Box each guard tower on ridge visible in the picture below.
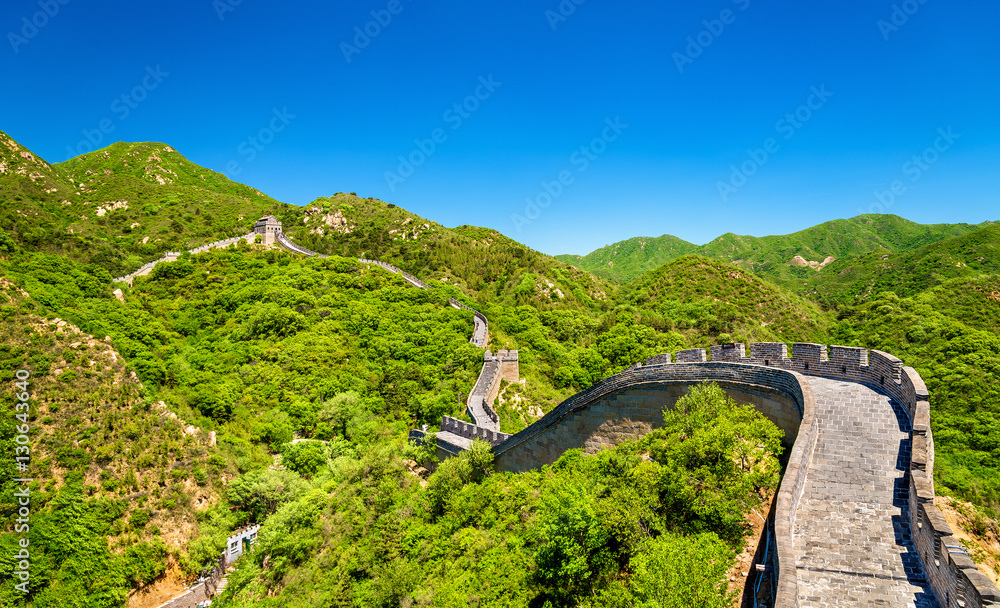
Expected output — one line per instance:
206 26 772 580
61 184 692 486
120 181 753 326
253 215 282 245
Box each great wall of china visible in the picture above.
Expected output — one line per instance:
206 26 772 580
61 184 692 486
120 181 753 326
120 217 1000 608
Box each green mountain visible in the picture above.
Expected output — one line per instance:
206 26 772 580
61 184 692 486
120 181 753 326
0 133 288 275
267 192 614 312
627 255 833 345
555 235 698 282
803 222 1000 305
561 215 987 284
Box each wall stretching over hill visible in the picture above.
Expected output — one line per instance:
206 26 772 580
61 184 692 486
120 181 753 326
108 216 513 571
107 218 999 607
485 342 1000 608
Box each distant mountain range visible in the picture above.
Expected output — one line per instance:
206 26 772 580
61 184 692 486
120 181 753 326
557 216 991 285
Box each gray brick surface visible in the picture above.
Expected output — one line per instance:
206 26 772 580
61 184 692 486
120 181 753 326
793 376 938 608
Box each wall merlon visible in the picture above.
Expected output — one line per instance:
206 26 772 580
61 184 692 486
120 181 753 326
949 548 979 572
912 434 928 470
870 349 904 388
925 505 955 538
903 366 929 398
644 353 672 365
829 345 868 365
912 471 935 502
966 570 1000 605
792 342 828 364
913 402 931 435
675 348 707 363
710 343 748 362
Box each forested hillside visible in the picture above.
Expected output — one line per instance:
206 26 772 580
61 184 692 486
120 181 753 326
1 131 998 606
556 235 699 283
215 384 782 607
0 278 209 605
562 215 987 285
0 132 285 276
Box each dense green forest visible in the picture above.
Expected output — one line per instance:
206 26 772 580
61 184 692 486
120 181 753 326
1 132 999 606
216 383 782 607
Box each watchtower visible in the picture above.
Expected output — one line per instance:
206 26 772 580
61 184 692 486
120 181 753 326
253 215 282 245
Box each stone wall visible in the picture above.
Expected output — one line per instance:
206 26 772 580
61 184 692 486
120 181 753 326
275 231 326 257
904 366 1000 608
489 354 816 606
449 298 489 348
498 349 519 384
492 361 808 473
112 234 256 284
487 343 1000 607
360 258 427 289
440 416 509 446
225 524 260 565
153 553 226 608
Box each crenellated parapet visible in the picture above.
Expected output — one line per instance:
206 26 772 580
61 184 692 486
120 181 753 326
521 341 998 608
225 524 261 565
660 342 911 404
360 258 428 289
440 415 510 447
448 298 489 347
464 349 519 431
112 237 255 285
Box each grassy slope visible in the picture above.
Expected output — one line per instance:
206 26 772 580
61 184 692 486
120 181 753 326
0 280 221 604
54 141 282 248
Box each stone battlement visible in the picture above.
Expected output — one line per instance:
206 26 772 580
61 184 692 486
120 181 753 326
647 342 905 396
111 221 1000 606
486 342 1000 607
112 236 255 285
440 415 510 446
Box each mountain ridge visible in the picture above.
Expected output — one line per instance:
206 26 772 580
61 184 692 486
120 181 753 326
559 215 992 284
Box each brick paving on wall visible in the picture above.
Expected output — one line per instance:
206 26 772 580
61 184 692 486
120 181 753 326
793 376 938 607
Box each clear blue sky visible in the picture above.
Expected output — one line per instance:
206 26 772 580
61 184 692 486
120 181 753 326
3 0 998 255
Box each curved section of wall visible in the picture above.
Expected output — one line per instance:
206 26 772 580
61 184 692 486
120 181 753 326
492 361 813 605
117 223 1000 606
112 234 256 284
492 362 807 472
359 258 428 289
490 343 1000 607
275 231 326 258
